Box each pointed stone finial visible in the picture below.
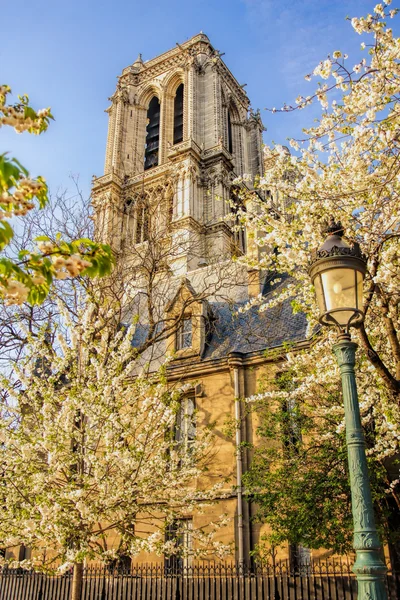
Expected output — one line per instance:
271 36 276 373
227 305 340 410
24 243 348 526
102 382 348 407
130 53 144 74
197 31 210 41
133 53 143 66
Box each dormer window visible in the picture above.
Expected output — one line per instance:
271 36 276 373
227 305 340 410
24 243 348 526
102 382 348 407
176 317 192 350
144 96 160 170
166 280 212 358
173 84 184 145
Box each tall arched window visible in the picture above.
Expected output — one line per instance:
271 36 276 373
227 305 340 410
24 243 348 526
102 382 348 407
144 96 160 170
230 186 246 255
173 84 184 145
227 110 233 155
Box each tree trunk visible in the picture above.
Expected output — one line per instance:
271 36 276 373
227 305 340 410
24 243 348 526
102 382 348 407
71 562 83 600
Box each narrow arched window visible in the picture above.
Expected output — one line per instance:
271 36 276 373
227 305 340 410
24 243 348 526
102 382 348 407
135 203 149 243
173 84 184 145
227 110 233 154
230 186 246 255
144 96 160 170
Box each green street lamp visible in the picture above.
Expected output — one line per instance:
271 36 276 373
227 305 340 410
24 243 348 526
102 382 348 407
309 218 388 600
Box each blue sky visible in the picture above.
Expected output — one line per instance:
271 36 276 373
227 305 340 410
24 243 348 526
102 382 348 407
2 0 395 199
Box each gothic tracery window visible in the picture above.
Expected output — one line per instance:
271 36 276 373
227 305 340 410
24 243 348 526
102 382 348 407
123 197 149 244
173 83 184 145
144 96 160 170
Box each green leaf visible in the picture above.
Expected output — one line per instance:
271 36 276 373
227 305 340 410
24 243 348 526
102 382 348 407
0 154 23 190
24 106 38 121
11 157 29 177
0 221 14 250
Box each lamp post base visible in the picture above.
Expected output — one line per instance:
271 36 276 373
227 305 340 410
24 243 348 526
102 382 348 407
353 550 388 599
333 336 388 600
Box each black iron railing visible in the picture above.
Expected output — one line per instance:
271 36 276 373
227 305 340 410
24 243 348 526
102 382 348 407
0 560 399 599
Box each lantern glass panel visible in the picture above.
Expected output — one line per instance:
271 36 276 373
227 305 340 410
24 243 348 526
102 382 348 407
321 267 356 326
313 274 326 315
356 270 363 310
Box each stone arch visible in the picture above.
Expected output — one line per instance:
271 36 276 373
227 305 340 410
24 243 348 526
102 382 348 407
138 84 161 108
164 70 186 147
227 98 243 174
164 70 185 97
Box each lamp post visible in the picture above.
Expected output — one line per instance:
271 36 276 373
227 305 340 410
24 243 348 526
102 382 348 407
309 218 388 600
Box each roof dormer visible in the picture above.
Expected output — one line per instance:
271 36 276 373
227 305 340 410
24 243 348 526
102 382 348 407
165 279 212 358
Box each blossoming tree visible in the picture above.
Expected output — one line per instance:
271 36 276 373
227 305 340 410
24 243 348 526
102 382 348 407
238 2 400 568
0 296 226 600
0 85 112 305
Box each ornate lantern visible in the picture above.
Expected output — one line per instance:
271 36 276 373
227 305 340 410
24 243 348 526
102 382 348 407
308 218 367 331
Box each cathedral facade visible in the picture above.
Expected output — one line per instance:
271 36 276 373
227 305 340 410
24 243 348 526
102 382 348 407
91 35 308 567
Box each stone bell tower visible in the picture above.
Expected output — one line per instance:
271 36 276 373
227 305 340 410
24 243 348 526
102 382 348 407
92 33 264 276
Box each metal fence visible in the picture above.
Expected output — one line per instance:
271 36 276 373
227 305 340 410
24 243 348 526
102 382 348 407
0 562 399 600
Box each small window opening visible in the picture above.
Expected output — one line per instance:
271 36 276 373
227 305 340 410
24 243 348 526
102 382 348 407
175 397 196 451
176 317 192 350
144 96 160 170
173 84 184 145
165 519 193 571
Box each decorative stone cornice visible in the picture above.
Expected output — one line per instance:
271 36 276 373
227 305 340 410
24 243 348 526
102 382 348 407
92 172 123 193
124 164 172 187
116 34 249 108
167 138 203 161
202 145 233 166
171 215 205 235
165 337 313 380
205 221 232 236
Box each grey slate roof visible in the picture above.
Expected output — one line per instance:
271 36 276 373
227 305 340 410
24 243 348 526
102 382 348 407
202 299 308 360
127 274 309 364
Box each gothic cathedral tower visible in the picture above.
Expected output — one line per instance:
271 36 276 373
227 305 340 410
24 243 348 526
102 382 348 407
92 33 264 277
89 37 309 567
